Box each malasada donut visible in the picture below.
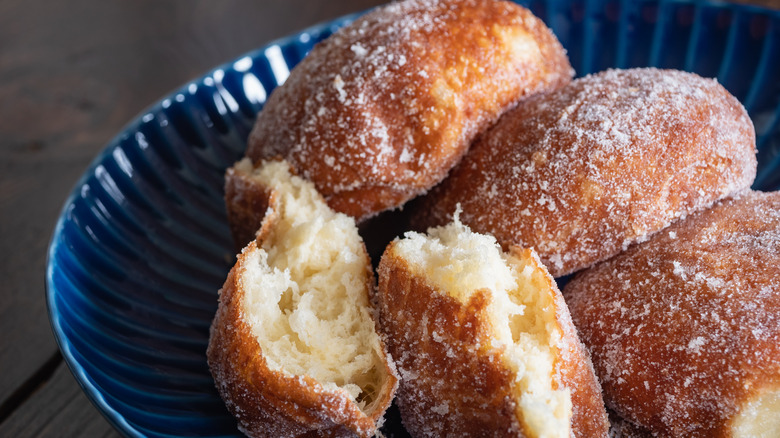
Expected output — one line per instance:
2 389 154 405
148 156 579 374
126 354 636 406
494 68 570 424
564 190 780 437
238 0 573 224
412 68 757 277
376 217 609 437
208 160 398 437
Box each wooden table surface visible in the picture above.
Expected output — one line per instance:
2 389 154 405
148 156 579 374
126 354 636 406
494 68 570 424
0 0 777 437
0 1 387 436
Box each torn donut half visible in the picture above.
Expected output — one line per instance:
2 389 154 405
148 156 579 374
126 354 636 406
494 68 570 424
207 159 398 438
376 216 608 437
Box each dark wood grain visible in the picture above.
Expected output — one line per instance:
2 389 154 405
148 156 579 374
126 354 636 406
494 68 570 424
0 362 120 438
0 0 384 432
0 0 776 435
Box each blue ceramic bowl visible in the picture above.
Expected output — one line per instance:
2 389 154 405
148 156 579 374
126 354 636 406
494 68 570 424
47 1 780 437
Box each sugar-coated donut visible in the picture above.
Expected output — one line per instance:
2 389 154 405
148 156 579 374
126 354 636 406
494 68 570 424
208 160 398 437
223 158 274 252
564 190 780 437
412 68 757 277
242 0 573 223
376 217 609 437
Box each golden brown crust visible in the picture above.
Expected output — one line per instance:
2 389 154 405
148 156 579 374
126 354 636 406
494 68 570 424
511 247 610 437
376 243 608 437
377 247 521 437
246 0 573 221
521 247 611 437
563 190 780 437
209 179 397 437
412 68 757 277
223 162 277 251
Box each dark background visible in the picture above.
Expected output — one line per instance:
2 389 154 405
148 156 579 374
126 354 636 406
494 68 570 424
0 1 388 435
0 0 777 436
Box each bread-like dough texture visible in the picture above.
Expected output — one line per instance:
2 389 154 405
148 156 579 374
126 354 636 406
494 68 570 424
208 160 398 438
376 218 609 437
413 68 757 277
564 190 780 437
243 0 573 222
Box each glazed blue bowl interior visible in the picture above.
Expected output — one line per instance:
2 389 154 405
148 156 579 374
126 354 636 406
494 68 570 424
46 1 780 437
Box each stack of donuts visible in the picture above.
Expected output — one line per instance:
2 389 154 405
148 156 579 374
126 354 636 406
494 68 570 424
207 0 778 437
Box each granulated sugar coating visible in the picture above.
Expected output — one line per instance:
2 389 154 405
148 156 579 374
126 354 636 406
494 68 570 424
413 68 757 277
208 160 398 438
245 0 572 221
564 190 780 437
375 219 609 437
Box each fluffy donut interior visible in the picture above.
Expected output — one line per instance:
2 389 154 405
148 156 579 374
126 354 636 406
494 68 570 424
239 159 387 411
731 387 780 437
394 215 572 437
